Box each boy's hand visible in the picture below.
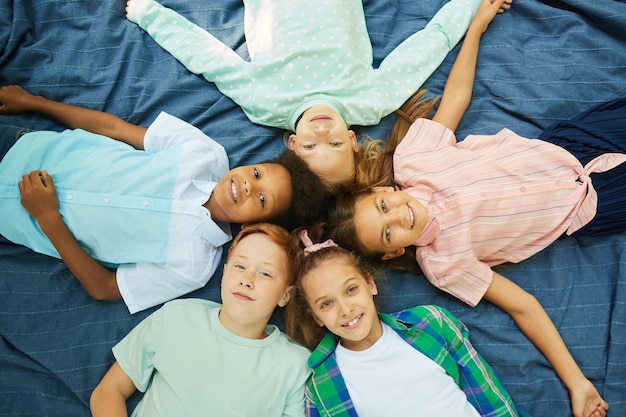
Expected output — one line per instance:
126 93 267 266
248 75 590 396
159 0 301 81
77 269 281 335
0 85 36 114
19 170 121 301
18 170 61 224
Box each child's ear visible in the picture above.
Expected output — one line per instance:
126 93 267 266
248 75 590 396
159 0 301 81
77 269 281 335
278 285 295 308
381 247 405 261
287 133 297 150
348 130 358 152
371 185 395 193
366 273 378 296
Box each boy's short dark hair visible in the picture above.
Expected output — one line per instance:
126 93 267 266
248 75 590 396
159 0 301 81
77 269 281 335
265 149 329 231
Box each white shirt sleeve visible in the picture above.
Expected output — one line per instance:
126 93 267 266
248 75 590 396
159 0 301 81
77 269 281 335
116 245 223 314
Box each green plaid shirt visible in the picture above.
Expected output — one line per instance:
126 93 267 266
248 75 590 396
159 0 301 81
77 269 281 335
305 305 521 417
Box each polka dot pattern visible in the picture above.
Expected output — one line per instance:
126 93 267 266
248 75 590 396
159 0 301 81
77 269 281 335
131 0 481 130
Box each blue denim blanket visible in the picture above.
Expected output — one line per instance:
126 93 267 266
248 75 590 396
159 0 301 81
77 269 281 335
1 0 625 415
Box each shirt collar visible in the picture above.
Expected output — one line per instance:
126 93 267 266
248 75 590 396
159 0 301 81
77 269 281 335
414 216 440 246
195 213 232 246
307 312 403 368
287 96 347 131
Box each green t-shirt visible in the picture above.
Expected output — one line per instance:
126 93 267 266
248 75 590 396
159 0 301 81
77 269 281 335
113 299 311 417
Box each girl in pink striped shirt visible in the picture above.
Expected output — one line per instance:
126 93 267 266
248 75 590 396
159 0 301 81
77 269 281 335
323 1 624 416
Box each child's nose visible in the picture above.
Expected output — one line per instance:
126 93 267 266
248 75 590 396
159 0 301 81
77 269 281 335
391 207 409 226
240 271 255 287
314 125 329 136
339 299 354 316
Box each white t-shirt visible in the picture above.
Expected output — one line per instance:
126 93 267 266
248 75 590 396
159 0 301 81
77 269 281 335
335 322 480 417
113 299 311 417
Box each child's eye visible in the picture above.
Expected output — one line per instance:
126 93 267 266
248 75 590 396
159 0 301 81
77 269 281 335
259 194 266 208
234 264 245 270
320 300 332 309
259 271 272 278
253 168 260 179
347 285 358 294
381 200 387 213
385 227 391 242
304 144 315 150
330 140 342 147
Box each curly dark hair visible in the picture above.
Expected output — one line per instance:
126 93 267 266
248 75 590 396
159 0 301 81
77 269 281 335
264 149 330 231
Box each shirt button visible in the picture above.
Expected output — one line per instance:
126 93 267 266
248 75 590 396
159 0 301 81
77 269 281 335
481 192 488 198
66 193 73 200
103 197 110 203
143 200 149 206
520 186 527 193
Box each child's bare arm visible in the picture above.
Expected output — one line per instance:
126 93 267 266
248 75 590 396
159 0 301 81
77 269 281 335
432 0 512 132
0 85 147 150
19 170 121 301
90 362 137 417
485 271 609 417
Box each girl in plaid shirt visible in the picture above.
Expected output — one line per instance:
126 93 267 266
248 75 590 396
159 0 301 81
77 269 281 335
285 228 524 417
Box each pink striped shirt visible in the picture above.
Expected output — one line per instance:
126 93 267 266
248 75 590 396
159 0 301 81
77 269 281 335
394 118 626 306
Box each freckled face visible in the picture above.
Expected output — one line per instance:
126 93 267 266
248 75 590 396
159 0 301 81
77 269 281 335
288 104 358 183
220 233 292 336
209 163 292 223
301 258 381 351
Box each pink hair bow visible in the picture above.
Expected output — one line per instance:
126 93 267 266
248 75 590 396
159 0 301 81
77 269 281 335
299 230 338 257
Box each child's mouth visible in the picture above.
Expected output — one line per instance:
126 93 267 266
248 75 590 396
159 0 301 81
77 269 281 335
230 180 238 202
343 314 363 328
408 204 415 228
310 115 331 122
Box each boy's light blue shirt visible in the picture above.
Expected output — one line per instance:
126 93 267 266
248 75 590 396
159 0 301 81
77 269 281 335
2 128 174 264
127 0 481 131
0 112 231 313
0 112 228 264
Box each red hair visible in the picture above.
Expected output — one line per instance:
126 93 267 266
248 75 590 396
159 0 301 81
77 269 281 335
227 223 294 283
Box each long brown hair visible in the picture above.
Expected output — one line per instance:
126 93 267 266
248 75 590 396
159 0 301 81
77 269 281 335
353 89 438 192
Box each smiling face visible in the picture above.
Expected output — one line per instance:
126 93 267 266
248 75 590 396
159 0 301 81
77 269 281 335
208 163 292 224
301 257 381 351
353 187 428 260
288 104 358 183
220 232 293 338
